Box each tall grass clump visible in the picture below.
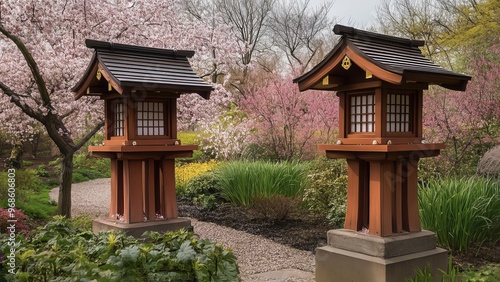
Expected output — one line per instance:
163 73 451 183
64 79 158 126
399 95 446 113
217 161 307 207
419 177 500 253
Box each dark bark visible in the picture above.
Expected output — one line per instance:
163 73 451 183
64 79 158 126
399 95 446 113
58 152 74 217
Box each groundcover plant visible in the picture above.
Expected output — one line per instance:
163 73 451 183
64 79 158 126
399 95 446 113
0 216 240 281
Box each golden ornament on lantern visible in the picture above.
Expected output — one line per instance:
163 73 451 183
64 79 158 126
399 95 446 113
341 55 351 70
96 68 102 80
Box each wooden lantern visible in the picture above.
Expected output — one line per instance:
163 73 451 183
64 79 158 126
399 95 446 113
294 25 470 236
73 40 212 227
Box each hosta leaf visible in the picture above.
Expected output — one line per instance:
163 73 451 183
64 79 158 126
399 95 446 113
176 241 196 262
106 255 123 267
119 246 141 263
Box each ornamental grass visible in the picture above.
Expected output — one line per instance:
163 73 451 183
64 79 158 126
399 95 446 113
217 161 307 207
419 176 500 253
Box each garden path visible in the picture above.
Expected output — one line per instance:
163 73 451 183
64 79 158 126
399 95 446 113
50 178 315 282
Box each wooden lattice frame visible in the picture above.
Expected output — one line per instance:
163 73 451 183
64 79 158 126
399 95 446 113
386 93 413 133
136 101 167 136
113 102 125 136
349 93 375 133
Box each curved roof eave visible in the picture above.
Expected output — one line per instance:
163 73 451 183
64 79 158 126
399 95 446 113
293 40 404 91
73 54 98 100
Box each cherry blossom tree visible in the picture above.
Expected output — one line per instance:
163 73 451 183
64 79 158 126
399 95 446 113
0 0 238 216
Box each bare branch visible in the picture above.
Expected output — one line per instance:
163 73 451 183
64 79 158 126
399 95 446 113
270 0 334 72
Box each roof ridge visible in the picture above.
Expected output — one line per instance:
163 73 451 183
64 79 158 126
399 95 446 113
85 39 195 58
333 24 425 48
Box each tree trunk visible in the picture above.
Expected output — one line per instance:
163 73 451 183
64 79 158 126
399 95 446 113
5 143 23 169
58 152 74 217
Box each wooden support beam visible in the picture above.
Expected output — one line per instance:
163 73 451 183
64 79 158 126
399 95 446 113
129 160 144 223
122 160 131 223
122 160 144 223
345 160 362 231
146 159 156 220
405 158 421 232
393 161 403 233
109 159 118 218
162 159 178 219
369 161 393 236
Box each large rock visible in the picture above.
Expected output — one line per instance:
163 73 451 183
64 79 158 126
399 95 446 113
477 145 500 177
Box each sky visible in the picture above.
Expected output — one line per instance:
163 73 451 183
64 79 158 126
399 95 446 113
309 0 384 29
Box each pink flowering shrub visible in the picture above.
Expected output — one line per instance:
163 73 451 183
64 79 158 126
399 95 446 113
241 74 339 160
0 208 30 237
422 47 500 176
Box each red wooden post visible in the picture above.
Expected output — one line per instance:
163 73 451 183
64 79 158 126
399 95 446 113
162 159 178 219
394 160 403 233
109 159 118 218
369 161 393 236
406 158 421 232
146 159 156 220
344 160 361 231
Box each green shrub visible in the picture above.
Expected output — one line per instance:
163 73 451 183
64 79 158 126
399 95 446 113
72 168 108 183
184 171 221 199
176 160 220 196
0 216 240 281
72 172 89 183
21 160 33 167
193 194 217 211
70 213 95 231
0 169 55 219
419 177 500 252
0 170 40 204
217 161 307 207
303 157 348 227
34 164 49 177
72 153 111 182
418 157 447 184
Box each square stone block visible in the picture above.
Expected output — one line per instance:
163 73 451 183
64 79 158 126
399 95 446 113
316 242 448 282
327 229 438 258
93 218 192 238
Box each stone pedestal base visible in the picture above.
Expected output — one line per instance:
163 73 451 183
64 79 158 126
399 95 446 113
92 218 192 238
316 229 448 282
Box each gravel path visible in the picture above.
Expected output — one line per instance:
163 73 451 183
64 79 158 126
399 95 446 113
50 178 315 281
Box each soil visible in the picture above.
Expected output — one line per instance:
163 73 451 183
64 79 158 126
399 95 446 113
178 198 499 271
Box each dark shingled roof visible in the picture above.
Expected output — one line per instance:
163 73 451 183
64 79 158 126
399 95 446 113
294 25 471 91
73 39 212 99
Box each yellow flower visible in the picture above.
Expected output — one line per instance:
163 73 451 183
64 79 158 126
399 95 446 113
176 160 219 188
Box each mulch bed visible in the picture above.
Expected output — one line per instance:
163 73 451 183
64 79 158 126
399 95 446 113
178 198 332 253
